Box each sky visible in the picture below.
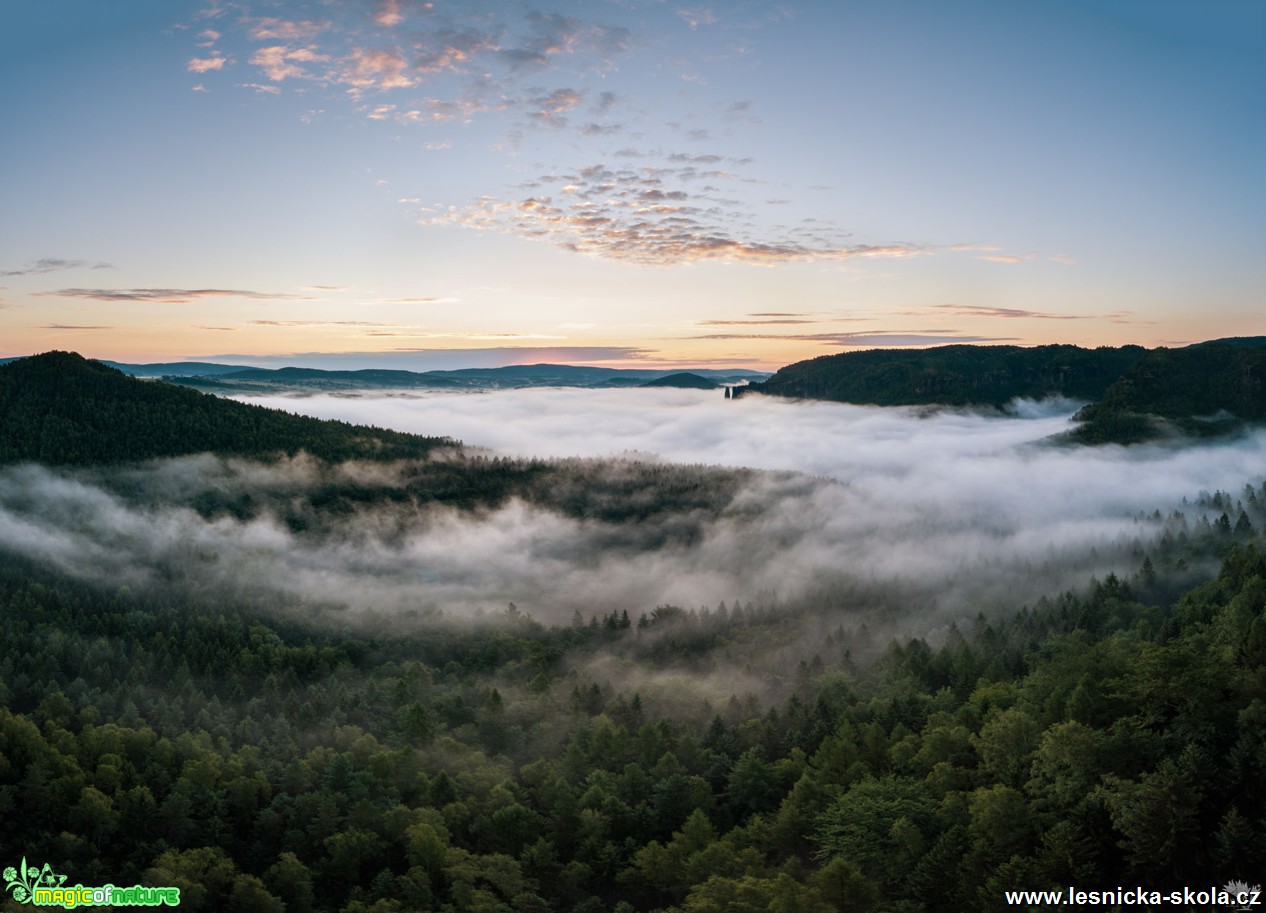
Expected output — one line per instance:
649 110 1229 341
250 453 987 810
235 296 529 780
1 0 1262 370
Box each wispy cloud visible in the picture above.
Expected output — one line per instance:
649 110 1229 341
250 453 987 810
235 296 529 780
526 87 584 127
918 304 1137 322
696 318 821 326
249 320 391 328
689 331 1020 346
677 7 718 29
930 304 1083 320
365 331 567 340
419 162 928 266
186 54 227 73
340 47 415 90
1 258 113 277
187 4 634 125
41 324 115 330
38 288 316 303
205 347 662 371
250 45 328 82
245 17 328 42
374 0 403 28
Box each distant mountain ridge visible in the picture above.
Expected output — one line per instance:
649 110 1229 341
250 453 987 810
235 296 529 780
0 356 771 391
89 360 770 392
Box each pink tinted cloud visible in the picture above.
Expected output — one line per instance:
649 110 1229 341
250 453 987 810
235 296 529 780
187 54 226 73
247 17 328 42
251 46 328 81
340 47 415 90
375 0 403 28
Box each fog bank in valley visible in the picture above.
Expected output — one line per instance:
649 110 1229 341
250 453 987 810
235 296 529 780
1 389 1263 634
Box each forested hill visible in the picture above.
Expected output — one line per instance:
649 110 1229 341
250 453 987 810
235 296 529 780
1071 343 1266 443
741 344 1147 408
0 351 453 465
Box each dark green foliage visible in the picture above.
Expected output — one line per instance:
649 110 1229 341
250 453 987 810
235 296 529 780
1071 344 1266 443
638 373 719 390
744 344 1146 407
743 339 1266 446
0 352 453 465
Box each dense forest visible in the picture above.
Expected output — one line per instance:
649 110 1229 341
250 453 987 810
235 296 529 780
0 353 452 466
1070 344 1266 444
744 339 1266 445
3 352 1266 911
741 345 1147 408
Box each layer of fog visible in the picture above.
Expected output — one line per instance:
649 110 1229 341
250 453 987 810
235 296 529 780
2 390 1263 636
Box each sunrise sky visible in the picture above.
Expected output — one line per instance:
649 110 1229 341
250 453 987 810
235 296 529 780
1 0 1262 370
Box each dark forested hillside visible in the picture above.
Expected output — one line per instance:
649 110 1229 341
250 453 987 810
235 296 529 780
0 352 452 465
1071 344 1266 443
742 344 1146 408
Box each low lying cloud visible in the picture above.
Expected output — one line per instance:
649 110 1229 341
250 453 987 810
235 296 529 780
5 391 1260 636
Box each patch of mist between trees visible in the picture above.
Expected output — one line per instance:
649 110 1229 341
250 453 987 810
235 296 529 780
0 408 1263 640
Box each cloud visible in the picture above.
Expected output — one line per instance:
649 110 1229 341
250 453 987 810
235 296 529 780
37 288 316 303
375 0 404 28
9 394 1259 629
688 331 1019 346
40 324 114 330
1 258 113 277
251 45 328 82
419 162 928 266
187 54 227 73
414 29 499 75
246 17 328 42
929 304 1084 320
677 7 718 29
696 318 821 326
920 304 1139 322
340 47 416 90
249 320 391 328
201 4 633 132
203 347 660 371
525 87 584 126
